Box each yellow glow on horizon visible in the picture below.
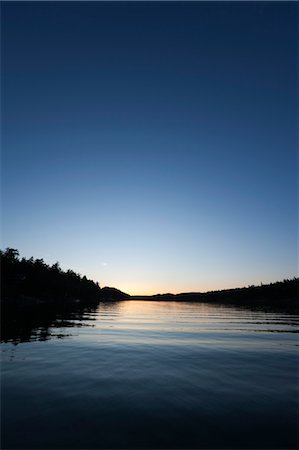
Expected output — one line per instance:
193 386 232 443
113 280 251 296
97 271 288 297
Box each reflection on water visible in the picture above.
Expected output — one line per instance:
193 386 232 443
1 303 99 344
1 300 298 449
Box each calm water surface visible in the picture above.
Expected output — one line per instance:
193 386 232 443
1 301 298 449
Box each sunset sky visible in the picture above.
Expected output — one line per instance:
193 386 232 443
2 1 297 295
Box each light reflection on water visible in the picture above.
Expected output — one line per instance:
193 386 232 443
1 300 298 449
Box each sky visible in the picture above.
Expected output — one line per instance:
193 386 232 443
1 1 297 295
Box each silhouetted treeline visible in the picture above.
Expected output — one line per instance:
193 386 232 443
1 248 101 306
139 278 298 311
2 248 297 312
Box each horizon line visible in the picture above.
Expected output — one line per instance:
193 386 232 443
103 276 298 297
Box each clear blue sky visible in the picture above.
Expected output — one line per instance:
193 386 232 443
2 2 297 294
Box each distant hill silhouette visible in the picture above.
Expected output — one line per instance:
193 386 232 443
100 287 130 300
1 248 298 311
131 279 298 311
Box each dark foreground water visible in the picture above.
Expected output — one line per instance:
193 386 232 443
1 300 298 449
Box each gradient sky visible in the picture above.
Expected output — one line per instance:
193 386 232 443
2 1 297 295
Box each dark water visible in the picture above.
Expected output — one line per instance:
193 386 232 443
1 301 298 449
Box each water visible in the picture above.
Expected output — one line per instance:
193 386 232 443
1 300 298 449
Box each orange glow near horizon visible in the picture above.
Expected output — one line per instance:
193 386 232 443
105 279 265 297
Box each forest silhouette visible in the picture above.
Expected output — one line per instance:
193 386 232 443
1 248 128 306
1 247 298 344
1 248 298 311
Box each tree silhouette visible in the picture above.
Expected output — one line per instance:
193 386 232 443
1 248 102 305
